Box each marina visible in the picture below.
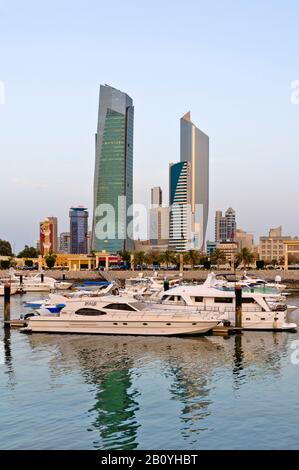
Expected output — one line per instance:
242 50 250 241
1 289 299 450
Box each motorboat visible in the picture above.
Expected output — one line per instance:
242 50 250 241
21 299 219 336
8 272 72 292
0 282 21 296
158 279 297 331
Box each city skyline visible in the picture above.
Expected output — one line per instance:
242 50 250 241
1 1 299 251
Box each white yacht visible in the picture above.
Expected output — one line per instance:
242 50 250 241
21 298 219 336
158 282 297 331
0 283 20 296
9 273 72 292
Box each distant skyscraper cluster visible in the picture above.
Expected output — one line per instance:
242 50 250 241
169 113 209 251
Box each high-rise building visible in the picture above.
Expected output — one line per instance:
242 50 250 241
180 112 209 250
151 186 162 207
149 187 169 247
40 217 58 255
59 232 70 253
91 84 134 253
169 161 192 251
215 208 236 243
70 207 88 254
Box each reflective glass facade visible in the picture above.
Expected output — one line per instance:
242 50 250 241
92 85 134 253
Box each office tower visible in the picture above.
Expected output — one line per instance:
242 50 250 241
215 208 236 242
151 186 162 207
180 112 209 250
225 207 236 241
169 161 192 251
91 84 134 253
70 206 88 254
149 187 169 247
59 232 70 253
40 216 58 255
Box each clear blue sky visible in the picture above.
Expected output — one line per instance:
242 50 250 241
1 0 299 252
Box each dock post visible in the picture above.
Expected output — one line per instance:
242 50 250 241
235 285 242 328
62 273 66 281
20 275 23 285
164 278 170 291
41 273 44 283
4 283 11 328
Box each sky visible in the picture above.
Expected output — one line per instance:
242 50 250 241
1 0 299 252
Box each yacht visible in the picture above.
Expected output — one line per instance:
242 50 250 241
158 282 297 331
21 299 219 336
9 273 72 292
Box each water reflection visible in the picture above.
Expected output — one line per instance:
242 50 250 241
24 331 291 449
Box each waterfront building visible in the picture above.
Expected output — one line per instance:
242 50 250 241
40 216 58 255
235 229 254 251
258 226 292 262
169 161 192 251
91 84 134 253
149 187 169 247
180 112 209 250
59 232 70 253
206 241 217 257
215 208 236 242
216 241 238 264
70 206 88 254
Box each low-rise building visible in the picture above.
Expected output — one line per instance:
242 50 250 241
216 241 238 263
235 229 254 251
258 226 292 262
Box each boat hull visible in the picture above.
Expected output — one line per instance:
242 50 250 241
22 317 218 336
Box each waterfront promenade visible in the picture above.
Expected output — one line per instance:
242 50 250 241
2 269 299 288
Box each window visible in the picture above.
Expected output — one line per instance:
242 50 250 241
214 298 233 303
75 308 106 316
104 303 136 311
242 298 256 304
191 296 203 303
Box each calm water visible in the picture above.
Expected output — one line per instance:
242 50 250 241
1 292 299 450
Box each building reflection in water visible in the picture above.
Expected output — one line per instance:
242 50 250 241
26 331 289 449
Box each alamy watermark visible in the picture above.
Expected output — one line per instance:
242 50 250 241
290 340 299 365
290 80 299 104
94 197 204 250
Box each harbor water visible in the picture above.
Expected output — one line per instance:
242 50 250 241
1 292 299 450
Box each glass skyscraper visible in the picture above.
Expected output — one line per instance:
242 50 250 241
180 112 209 250
92 85 134 253
169 161 192 251
70 206 89 254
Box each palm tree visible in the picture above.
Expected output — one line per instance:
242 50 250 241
160 250 176 269
134 251 146 269
236 248 255 269
186 250 201 269
212 249 226 271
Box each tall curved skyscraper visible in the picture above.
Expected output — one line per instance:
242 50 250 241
180 112 209 250
92 85 134 253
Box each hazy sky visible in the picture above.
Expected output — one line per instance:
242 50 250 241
1 0 299 252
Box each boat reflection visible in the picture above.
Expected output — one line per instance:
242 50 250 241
25 332 290 449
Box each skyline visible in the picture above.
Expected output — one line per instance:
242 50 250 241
1 1 299 251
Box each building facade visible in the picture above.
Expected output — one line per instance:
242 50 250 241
235 229 254 251
206 241 217 257
180 112 209 250
149 187 169 247
70 207 88 254
216 241 238 264
59 232 70 253
40 217 58 255
215 208 236 243
169 161 192 251
258 226 292 262
91 84 134 253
